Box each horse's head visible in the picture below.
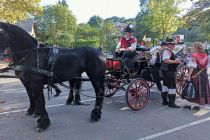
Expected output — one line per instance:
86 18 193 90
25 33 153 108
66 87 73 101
0 21 37 52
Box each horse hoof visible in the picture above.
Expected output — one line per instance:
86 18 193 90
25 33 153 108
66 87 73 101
72 101 84 105
36 128 45 133
90 109 101 122
192 106 200 111
65 100 72 105
26 108 34 115
33 113 40 118
36 117 51 132
26 111 33 115
54 93 60 97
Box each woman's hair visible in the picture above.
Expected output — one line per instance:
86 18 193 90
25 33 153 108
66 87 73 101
193 42 205 53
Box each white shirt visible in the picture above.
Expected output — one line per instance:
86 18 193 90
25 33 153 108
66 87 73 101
162 49 171 60
187 57 197 69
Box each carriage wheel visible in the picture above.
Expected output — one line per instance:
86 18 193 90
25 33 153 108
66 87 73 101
175 65 190 96
126 79 150 111
147 81 155 88
104 80 120 97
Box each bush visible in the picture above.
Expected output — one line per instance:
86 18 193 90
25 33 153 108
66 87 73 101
73 39 99 48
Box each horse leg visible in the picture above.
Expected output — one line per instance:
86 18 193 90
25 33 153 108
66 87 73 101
20 79 35 115
73 80 83 105
52 84 62 97
88 74 105 122
66 80 74 105
31 83 50 132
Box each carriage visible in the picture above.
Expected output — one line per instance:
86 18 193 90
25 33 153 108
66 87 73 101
104 46 163 111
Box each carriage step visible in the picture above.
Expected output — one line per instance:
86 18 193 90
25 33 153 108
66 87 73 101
73 77 90 81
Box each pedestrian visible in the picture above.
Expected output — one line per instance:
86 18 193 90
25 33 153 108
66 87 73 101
186 42 210 108
160 38 182 108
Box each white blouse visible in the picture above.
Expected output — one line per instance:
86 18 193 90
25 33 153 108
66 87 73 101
187 57 197 69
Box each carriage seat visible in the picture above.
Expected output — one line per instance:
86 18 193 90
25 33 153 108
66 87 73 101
106 58 122 71
136 46 150 52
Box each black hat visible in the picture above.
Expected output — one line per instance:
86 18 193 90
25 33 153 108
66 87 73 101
166 37 175 44
123 23 133 33
160 41 167 46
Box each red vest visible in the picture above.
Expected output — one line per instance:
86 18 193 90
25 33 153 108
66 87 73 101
120 36 136 48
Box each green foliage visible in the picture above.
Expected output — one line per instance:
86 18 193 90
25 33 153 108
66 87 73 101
75 24 99 40
88 16 104 28
73 39 99 48
103 21 120 51
78 17 120 50
0 0 43 23
106 16 126 23
136 0 186 40
74 24 100 47
184 0 210 42
35 4 77 47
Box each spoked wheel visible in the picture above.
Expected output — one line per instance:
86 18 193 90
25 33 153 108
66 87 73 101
126 79 150 111
175 65 190 96
104 79 120 97
146 81 155 88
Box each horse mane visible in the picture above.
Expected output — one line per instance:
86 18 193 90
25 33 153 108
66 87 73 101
0 22 37 50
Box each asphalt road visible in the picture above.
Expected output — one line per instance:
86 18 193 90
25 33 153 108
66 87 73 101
0 73 210 140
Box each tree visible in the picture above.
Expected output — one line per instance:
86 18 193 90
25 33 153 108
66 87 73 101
35 4 77 47
73 24 100 48
88 16 104 28
136 0 186 40
103 20 120 51
139 0 148 13
184 0 210 41
0 0 43 23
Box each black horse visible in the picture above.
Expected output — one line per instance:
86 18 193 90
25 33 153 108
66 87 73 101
0 22 106 132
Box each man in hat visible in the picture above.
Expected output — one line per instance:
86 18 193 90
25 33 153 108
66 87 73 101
160 38 182 108
115 24 137 73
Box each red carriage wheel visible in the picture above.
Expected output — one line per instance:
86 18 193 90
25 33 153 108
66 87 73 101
104 79 120 97
126 79 150 111
175 65 190 96
146 81 155 88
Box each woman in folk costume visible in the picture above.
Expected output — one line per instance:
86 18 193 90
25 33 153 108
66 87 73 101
186 42 210 106
161 38 182 108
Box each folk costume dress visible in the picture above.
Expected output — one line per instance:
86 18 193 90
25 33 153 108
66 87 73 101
187 52 210 105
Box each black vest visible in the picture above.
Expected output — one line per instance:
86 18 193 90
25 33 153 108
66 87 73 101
161 49 178 71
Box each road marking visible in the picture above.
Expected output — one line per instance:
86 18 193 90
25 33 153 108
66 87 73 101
0 95 124 115
137 117 210 140
0 88 25 92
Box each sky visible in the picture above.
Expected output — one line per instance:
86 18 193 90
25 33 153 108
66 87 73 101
40 0 140 23
40 0 194 24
